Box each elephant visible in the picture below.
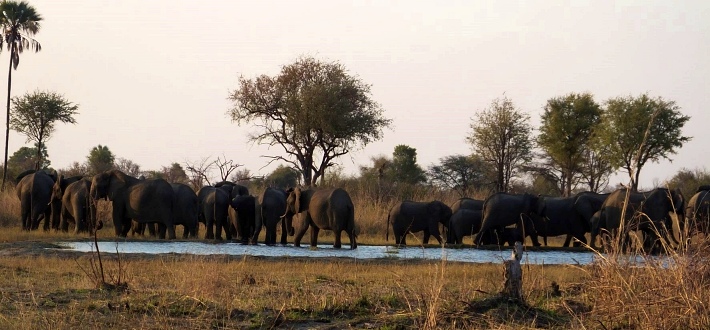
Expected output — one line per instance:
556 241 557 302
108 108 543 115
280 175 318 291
171 183 199 238
282 187 357 249
90 170 176 239
16 169 57 230
196 186 231 240
474 192 546 246
450 197 484 214
229 194 258 244
215 181 249 237
533 192 609 247
683 186 710 236
50 174 87 233
254 187 288 245
594 187 684 253
386 200 453 246
55 178 101 234
447 209 482 244
448 198 484 243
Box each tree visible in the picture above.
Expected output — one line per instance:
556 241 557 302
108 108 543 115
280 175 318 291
228 56 391 186
0 0 42 190
599 93 691 191
9 90 78 169
537 93 602 196
4 144 48 180
87 145 115 175
467 96 533 192
428 154 493 197
185 156 214 190
114 157 141 177
265 164 300 189
162 162 189 184
390 145 425 185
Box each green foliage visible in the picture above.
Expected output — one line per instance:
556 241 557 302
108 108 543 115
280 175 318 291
390 145 425 185
537 93 602 196
665 168 710 201
265 164 300 189
599 93 691 191
9 90 77 169
162 162 189 184
428 154 493 197
87 145 115 175
4 144 50 181
467 96 533 192
228 55 392 186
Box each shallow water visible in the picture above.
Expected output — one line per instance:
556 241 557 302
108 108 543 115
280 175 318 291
56 241 598 265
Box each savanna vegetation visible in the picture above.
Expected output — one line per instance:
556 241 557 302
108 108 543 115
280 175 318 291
0 1 708 329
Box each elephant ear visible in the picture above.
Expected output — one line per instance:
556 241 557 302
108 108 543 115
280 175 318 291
107 171 125 200
50 174 64 201
427 201 441 216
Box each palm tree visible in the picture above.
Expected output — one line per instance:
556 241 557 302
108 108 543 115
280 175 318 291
0 1 42 190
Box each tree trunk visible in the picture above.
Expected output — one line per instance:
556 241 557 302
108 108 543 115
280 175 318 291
1 53 14 191
501 242 524 302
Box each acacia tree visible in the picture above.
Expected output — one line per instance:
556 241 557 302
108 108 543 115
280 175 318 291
228 56 391 186
467 96 533 193
600 93 690 191
537 93 602 196
428 154 492 197
0 0 42 190
9 91 78 170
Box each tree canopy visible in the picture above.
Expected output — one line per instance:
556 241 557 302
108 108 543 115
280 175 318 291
228 56 391 186
9 90 78 169
599 93 691 191
467 96 533 192
87 145 115 175
537 93 602 196
390 145 426 185
428 154 492 197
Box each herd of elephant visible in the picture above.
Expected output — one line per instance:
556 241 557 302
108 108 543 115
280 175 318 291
14 169 357 249
388 187 710 253
14 168 710 253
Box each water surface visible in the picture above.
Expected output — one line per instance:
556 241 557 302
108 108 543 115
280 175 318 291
56 241 598 265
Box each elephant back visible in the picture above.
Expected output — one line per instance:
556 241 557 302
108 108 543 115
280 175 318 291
451 198 484 214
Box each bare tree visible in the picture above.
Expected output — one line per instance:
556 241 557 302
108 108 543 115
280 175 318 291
214 155 242 182
185 157 215 190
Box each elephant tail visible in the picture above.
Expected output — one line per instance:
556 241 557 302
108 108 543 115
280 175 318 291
386 212 390 242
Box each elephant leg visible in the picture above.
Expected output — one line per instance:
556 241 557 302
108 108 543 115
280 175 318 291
563 234 572 247
333 229 342 249
112 205 126 237
422 230 430 244
309 226 320 248
205 217 215 239
293 220 310 247
157 223 167 239
279 218 288 245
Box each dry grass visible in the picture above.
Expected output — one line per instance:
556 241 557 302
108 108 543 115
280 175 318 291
0 250 589 329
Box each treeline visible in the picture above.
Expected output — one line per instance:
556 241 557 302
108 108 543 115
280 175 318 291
0 56 695 200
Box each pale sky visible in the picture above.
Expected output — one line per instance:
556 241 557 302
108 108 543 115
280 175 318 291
3 0 708 189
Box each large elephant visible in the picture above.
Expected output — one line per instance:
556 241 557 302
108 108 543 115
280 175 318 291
387 200 452 245
50 174 87 232
216 181 249 237
56 178 101 234
16 169 57 230
196 186 231 240
254 187 288 245
474 192 546 246
172 183 199 238
447 209 482 244
450 198 484 214
448 198 484 243
90 170 176 239
594 187 684 253
534 192 608 247
282 187 357 249
229 194 257 244
684 186 710 236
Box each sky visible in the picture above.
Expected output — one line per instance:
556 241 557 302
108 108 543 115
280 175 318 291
2 0 709 189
